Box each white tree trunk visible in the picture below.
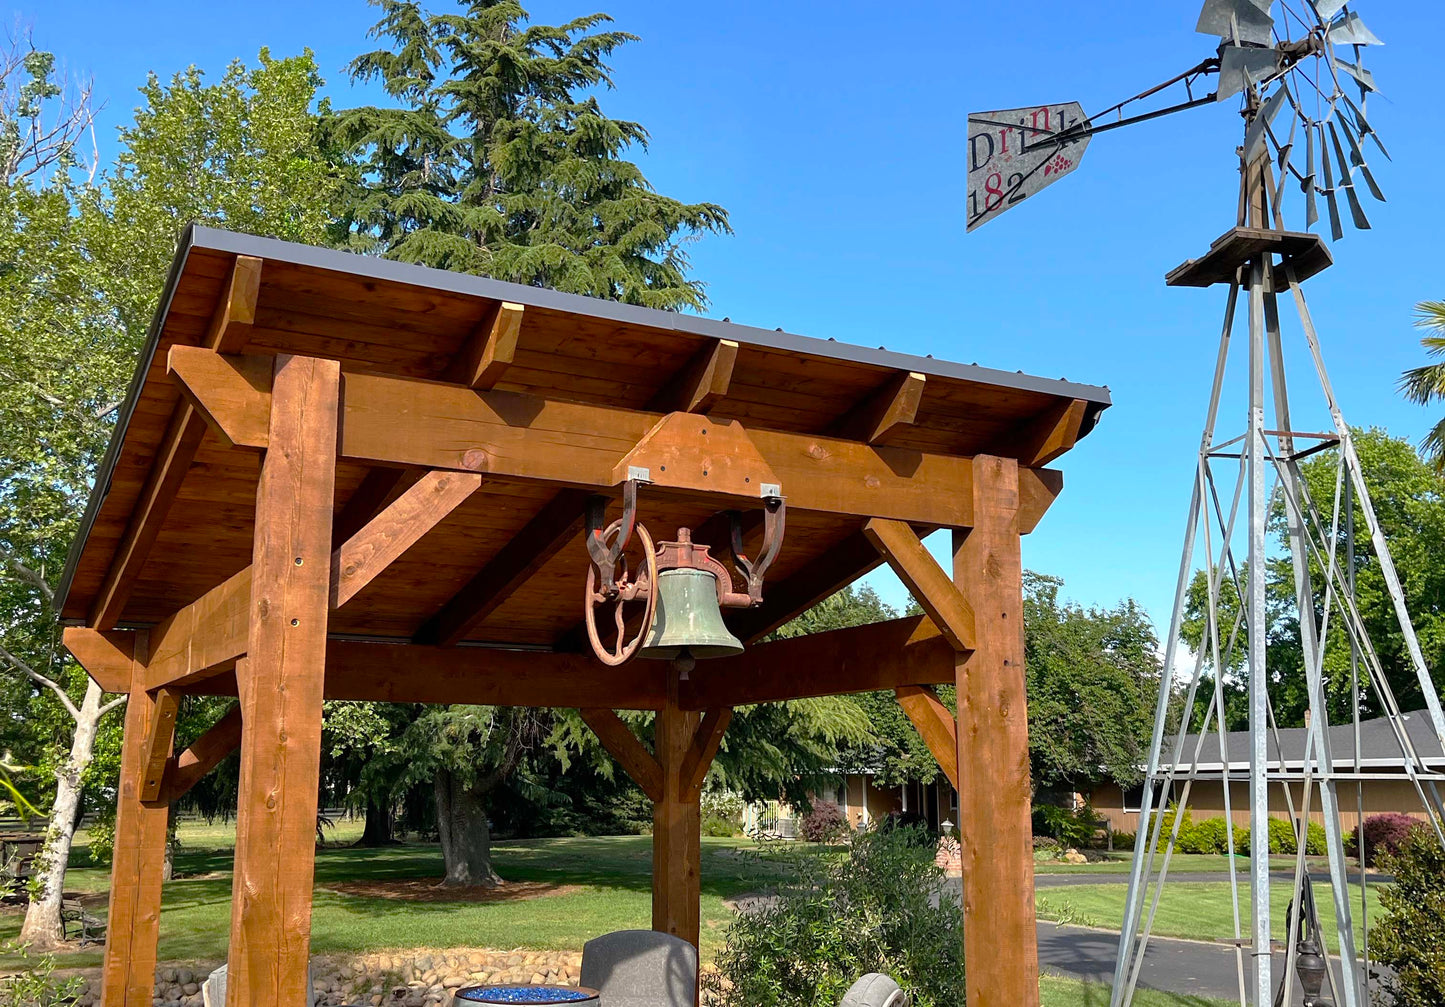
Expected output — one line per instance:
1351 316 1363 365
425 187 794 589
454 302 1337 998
18 679 111 949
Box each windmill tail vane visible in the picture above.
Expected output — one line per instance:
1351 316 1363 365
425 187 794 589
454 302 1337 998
966 1 1386 236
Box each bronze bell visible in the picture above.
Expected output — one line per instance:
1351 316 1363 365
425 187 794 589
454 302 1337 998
638 567 744 661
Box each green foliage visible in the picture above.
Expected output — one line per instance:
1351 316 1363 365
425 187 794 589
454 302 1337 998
0 941 83 1007
1023 573 1159 789
1371 826 1445 1007
1031 804 1103 849
1400 299 1445 474
705 827 965 1007
326 0 729 308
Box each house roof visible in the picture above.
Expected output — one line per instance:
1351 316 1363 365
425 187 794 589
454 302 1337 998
1160 710 1445 771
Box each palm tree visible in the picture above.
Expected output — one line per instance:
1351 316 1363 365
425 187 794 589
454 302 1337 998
1399 300 1445 472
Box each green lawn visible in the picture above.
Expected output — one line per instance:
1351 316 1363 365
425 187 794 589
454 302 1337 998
1034 881 1381 947
1035 852 1339 875
1039 976 1229 1007
0 822 1355 1006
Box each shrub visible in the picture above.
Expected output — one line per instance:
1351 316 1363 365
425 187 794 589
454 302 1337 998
0 942 84 1007
1178 816 1232 855
703 815 738 838
1347 813 1420 866
706 826 964 1007
1112 830 1136 851
1370 826 1444 1006
800 802 848 844
701 788 745 824
1032 803 1104 848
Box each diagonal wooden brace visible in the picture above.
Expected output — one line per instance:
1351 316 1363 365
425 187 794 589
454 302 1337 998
863 518 977 652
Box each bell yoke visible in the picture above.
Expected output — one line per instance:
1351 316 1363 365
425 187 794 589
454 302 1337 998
582 476 786 668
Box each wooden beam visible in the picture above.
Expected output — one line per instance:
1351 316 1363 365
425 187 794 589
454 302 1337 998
89 256 262 630
138 687 181 803
160 704 243 804
227 354 338 1007
653 667 701 947
682 708 731 794
729 529 886 643
143 566 252 692
143 471 479 692
996 398 1090 467
323 642 665 708
63 627 137 693
953 454 1038 1007
100 632 165 1007
829 371 926 445
580 708 662 802
168 346 1066 530
446 301 525 389
680 615 952 710
646 338 738 414
332 470 482 608
863 518 976 652
416 489 590 647
895 686 959 790
332 467 421 545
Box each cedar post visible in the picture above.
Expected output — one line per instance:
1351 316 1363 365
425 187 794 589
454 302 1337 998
652 666 702 947
101 633 166 1007
226 355 340 1007
954 455 1038 1007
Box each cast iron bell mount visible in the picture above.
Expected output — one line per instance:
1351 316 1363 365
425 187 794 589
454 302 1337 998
582 478 785 667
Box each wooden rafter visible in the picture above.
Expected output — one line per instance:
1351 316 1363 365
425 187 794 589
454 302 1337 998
446 301 524 389
332 470 482 608
89 256 263 629
646 338 738 414
580 708 662 801
416 489 590 647
895 685 958 789
863 518 976 652
994 398 1090 467
137 688 180 803
159 704 243 804
829 371 926 445
167 346 1064 530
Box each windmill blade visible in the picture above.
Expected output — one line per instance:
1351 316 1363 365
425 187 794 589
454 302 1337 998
1318 123 1344 239
1218 45 1281 100
1329 121 1372 229
1341 91 1390 160
965 102 1091 231
1335 115 1386 202
1243 86 1288 161
1333 58 1379 95
1302 116 1319 227
1313 0 1348 20
1327 11 1383 46
1196 0 1274 46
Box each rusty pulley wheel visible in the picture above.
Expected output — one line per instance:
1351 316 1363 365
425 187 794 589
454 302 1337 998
584 521 657 666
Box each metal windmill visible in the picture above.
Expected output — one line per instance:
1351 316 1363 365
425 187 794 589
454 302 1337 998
967 4 1444 1007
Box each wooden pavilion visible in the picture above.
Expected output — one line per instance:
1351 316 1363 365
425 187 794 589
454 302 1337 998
57 226 1111 1007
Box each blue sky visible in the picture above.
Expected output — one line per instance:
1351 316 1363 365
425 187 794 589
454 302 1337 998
25 0 1445 638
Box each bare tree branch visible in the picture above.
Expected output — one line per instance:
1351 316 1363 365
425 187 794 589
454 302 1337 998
0 643 78 721
99 695 128 716
0 542 55 605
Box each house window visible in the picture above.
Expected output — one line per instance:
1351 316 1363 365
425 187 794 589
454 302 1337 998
836 783 847 806
1123 782 1167 813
